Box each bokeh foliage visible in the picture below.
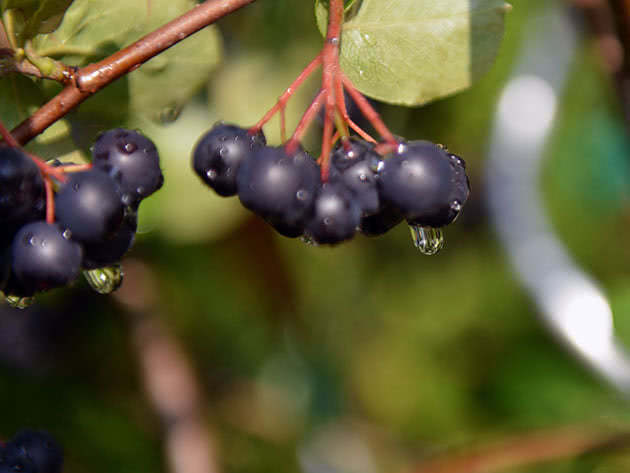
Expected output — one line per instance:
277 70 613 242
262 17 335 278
2 1 630 472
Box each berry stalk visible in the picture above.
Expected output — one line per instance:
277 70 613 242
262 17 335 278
251 53 323 134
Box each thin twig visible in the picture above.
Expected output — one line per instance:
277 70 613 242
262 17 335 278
9 0 257 146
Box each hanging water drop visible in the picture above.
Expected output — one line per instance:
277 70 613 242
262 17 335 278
83 264 124 294
5 294 36 309
408 225 444 255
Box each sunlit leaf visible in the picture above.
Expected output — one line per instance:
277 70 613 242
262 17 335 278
315 0 511 105
1 0 73 40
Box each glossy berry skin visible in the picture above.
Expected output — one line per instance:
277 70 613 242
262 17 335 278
359 204 403 237
55 169 124 244
305 182 361 244
0 147 45 224
329 139 380 216
237 146 320 236
92 128 163 206
11 430 63 473
82 212 137 269
11 221 82 293
0 442 37 473
378 141 470 228
193 123 266 196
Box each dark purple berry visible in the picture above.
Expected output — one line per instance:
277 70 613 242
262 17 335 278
82 212 137 269
11 221 82 292
0 441 37 473
92 128 163 206
193 123 266 196
329 139 380 216
55 169 124 243
11 429 63 473
359 204 403 237
378 141 470 228
0 147 45 224
237 146 320 236
305 182 361 244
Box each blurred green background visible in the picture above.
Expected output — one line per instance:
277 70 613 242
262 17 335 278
3 1 630 472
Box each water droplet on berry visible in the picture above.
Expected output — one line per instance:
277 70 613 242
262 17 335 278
206 169 217 180
122 193 133 206
5 295 35 309
62 229 72 240
358 173 368 182
370 159 384 173
449 153 464 167
123 142 138 153
136 186 145 196
83 264 123 294
409 225 444 255
219 147 228 157
296 189 309 201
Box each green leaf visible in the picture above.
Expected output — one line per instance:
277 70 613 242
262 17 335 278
0 74 82 160
1 0 73 40
33 0 222 122
315 0 511 106
0 73 42 129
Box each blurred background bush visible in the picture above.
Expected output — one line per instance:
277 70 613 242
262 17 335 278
4 0 630 472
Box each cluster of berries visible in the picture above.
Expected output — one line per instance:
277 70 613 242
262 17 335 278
193 123 470 245
0 129 163 301
0 430 63 473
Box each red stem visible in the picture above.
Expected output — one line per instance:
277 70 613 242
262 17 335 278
10 0 258 145
251 53 323 133
44 178 55 224
280 107 287 142
0 118 19 147
341 73 398 146
59 163 93 173
318 0 345 180
28 153 67 182
285 88 327 155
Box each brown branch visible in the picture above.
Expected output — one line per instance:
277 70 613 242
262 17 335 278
405 428 630 473
114 259 221 473
9 0 257 146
